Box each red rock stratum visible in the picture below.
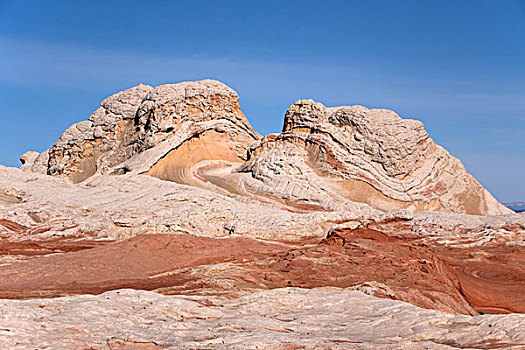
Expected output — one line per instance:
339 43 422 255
0 226 523 315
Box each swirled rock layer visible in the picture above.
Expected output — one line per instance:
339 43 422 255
23 80 259 183
7 80 524 348
239 100 511 215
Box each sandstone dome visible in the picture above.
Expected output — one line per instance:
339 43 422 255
21 80 511 216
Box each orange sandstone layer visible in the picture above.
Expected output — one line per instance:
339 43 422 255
0 228 522 315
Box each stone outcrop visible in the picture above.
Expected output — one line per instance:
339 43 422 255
239 100 511 215
3 79 524 348
22 80 509 215
25 80 259 183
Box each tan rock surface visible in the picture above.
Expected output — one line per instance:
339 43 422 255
23 80 510 216
1 165 375 242
33 80 259 183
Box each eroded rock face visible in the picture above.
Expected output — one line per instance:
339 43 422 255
240 100 511 215
23 80 509 216
33 80 259 183
46 84 153 182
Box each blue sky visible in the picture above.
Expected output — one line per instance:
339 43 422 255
0 0 523 202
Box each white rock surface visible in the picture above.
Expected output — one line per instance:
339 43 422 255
1 288 524 349
240 100 511 215
34 80 259 184
0 165 378 241
4 80 523 348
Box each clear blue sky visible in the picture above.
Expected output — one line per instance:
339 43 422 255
1 0 523 202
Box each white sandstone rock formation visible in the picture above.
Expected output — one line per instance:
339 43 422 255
27 80 259 184
2 80 524 349
20 80 510 216
239 99 511 215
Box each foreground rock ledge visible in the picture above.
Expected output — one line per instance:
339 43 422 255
1 288 524 349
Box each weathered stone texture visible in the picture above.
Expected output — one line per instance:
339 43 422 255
240 99 511 215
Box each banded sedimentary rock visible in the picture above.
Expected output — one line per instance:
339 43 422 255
20 81 509 215
21 80 260 183
5 80 524 348
240 99 511 215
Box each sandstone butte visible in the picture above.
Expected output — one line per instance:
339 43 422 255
1 79 524 349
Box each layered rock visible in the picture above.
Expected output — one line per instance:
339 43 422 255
21 80 260 183
1 220 524 314
1 165 376 242
20 81 510 216
240 100 511 215
0 231 478 314
5 80 524 348
3 159 524 315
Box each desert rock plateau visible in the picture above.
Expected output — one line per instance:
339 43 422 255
1 80 524 349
